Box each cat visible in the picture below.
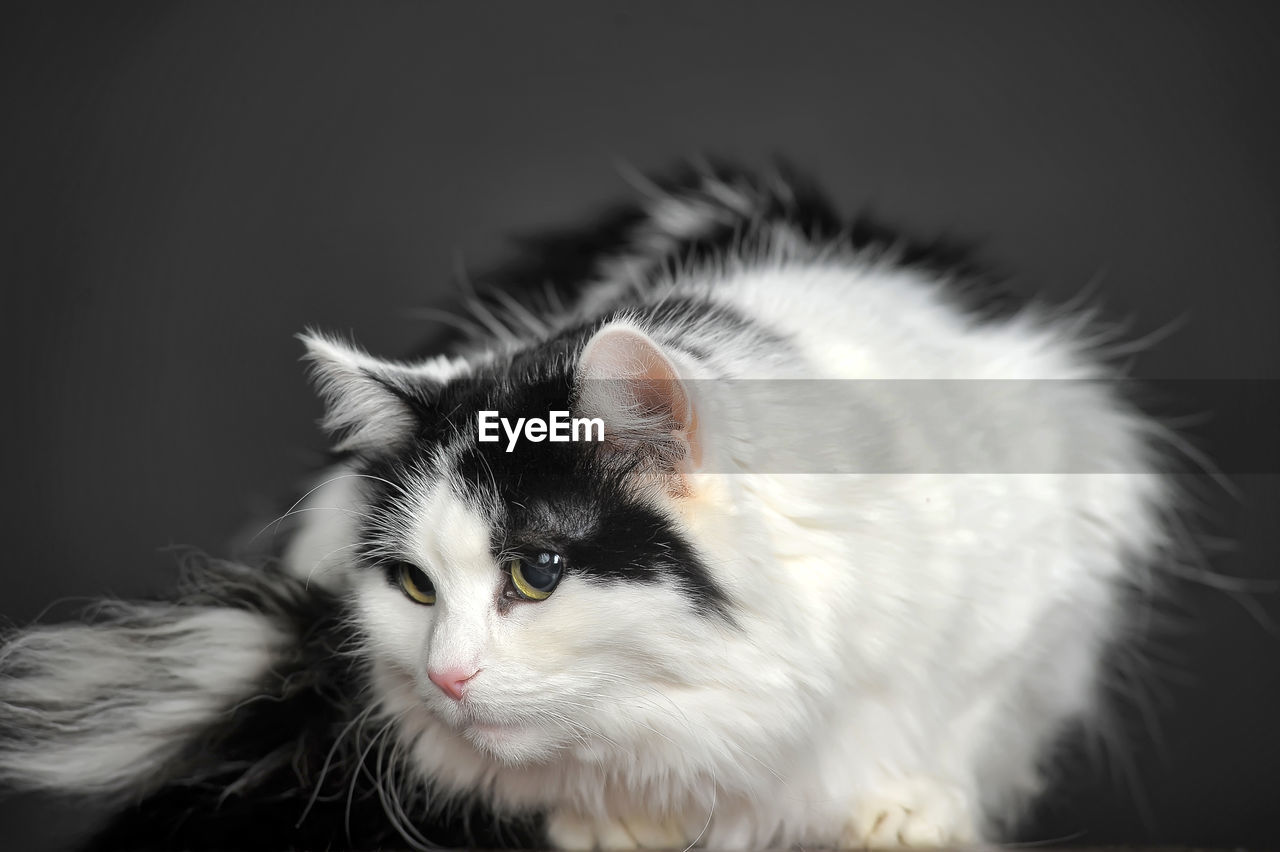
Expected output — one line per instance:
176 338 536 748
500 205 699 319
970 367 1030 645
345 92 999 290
0 164 1177 851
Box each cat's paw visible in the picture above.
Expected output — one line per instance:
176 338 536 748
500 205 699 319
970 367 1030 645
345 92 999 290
547 810 689 851
841 776 978 849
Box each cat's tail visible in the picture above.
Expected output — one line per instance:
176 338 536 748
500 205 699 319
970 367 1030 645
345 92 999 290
0 557 324 804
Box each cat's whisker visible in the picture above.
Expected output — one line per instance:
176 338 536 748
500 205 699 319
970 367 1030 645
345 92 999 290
537 703 626 753
250 471 417 546
375 714 434 851
569 673 789 785
345 707 413 845
543 685 785 811
303 540 367 590
264 504 378 531
565 677 697 746
541 713 596 751
298 702 377 829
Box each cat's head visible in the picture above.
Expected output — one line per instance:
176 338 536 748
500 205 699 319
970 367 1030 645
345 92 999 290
300 323 772 768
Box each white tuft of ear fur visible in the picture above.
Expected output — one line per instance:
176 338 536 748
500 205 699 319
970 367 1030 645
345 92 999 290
300 332 418 452
299 331 468 453
573 323 702 476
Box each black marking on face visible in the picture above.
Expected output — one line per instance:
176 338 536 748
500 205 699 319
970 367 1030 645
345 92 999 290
451 404 734 621
351 339 733 620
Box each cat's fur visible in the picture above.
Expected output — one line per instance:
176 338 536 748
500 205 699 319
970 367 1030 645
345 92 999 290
0 165 1175 850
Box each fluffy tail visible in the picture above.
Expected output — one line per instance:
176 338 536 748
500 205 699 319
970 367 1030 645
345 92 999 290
0 558 315 803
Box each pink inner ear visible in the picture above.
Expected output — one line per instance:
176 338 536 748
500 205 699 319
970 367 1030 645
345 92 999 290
577 326 702 471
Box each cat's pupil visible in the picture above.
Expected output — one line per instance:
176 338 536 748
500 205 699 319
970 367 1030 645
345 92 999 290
522 553 562 590
393 561 436 605
407 565 433 593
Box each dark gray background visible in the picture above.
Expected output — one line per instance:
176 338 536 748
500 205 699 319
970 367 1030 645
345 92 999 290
2 2 1278 849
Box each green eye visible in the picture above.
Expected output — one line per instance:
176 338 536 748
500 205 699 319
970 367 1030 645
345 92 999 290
507 552 565 601
397 563 436 605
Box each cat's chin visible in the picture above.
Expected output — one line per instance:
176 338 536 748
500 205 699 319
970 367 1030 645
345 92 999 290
458 718 563 765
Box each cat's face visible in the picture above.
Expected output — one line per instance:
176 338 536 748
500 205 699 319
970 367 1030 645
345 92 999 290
306 324 739 766
351 466 723 765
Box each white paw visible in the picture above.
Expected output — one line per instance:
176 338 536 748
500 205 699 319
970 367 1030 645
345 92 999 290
548 810 690 851
842 776 978 849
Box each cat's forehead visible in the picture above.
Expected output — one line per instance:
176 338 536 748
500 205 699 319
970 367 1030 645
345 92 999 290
403 475 496 568
360 391 611 551
439 419 612 542
419 360 613 527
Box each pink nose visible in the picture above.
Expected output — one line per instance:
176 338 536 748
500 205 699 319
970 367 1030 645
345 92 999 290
428 667 477 701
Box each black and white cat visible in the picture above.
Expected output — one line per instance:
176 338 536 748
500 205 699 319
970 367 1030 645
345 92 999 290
0 165 1176 850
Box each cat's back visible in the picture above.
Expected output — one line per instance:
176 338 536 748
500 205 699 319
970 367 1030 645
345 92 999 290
672 256 1084 383
642 250 1170 680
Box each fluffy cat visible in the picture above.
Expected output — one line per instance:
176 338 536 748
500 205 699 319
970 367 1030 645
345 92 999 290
0 165 1176 850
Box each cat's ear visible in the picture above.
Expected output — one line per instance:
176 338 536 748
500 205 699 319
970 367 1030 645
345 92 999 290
573 324 702 485
299 331 448 454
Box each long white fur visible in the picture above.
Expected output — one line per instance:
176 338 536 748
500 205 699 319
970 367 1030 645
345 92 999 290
287 196 1177 849
0 599 288 800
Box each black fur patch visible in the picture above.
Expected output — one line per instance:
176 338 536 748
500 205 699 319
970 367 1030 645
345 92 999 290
355 350 734 619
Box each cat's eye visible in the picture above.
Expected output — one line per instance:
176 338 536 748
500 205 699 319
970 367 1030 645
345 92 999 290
396 562 436 605
506 552 565 601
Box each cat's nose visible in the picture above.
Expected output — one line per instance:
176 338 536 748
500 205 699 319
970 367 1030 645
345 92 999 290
428 667 478 701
